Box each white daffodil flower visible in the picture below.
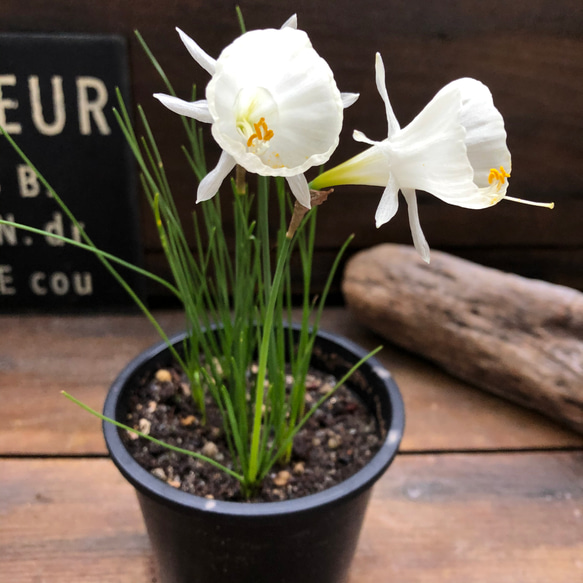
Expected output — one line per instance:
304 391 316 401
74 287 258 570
154 16 358 208
311 53 553 262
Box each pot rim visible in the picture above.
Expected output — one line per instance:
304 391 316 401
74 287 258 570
103 325 404 518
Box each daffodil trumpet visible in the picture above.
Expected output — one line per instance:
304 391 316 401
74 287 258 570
310 53 553 262
154 15 358 208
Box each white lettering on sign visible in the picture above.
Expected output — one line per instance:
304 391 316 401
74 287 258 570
16 164 52 198
0 265 17 295
29 271 93 296
29 75 66 136
0 74 22 134
17 164 40 198
77 76 111 135
70 222 85 242
0 74 111 136
40 212 85 246
43 212 65 247
0 214 17 245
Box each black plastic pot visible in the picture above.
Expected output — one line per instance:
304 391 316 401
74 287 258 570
103 326 404 583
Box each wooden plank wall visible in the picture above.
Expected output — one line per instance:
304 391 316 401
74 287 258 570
3 0 582 300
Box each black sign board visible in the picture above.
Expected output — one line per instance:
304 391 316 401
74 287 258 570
0 34 141 311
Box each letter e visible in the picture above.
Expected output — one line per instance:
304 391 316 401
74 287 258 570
0 75 22 134
0 265 16 295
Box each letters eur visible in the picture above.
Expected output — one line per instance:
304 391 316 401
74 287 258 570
0 74 111 136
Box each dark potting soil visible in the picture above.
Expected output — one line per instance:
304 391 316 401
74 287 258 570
121 364 383 503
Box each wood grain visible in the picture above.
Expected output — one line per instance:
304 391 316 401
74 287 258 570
351 452 583 583
343 245 583 434
1 310 582 456
1 453 581 583
0 312 185 454
0 459 152 583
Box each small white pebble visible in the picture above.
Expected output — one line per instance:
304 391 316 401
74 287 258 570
151 467 166 480
328 436 341 449
138 418 151 435
201 441 220 459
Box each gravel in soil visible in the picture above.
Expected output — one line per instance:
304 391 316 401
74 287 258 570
121 364 382 502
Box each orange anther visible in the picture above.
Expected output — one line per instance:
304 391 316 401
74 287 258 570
246 117 274 148
488 166 511 191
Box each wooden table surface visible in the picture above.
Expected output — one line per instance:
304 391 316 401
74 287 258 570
1 308 582 582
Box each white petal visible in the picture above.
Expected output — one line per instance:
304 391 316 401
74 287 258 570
281 14 297 29
286 174 311 208
388 84 484 207
452 78 511 189
402 188 430 263
176 27 216 76
153 94 213 124
197 151 236 203
375 174 400 227
375 53 400 137
389 78 512 209
207 28 343 177
341 92 359 108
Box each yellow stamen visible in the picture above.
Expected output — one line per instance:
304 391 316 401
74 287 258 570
253 121 263 141
246 117 274 148
504 196 554 209
488 166 511 191
486 165 553 208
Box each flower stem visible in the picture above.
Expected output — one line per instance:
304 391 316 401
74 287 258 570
247 235 293 486
235 165 247 195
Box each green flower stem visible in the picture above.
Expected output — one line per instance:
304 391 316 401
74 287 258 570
235 5 247 34
247 234 293 485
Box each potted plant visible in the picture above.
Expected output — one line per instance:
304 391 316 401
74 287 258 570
0 8 553 583
101 326 404 583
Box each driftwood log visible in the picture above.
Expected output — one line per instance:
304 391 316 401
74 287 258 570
342 244 583 435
